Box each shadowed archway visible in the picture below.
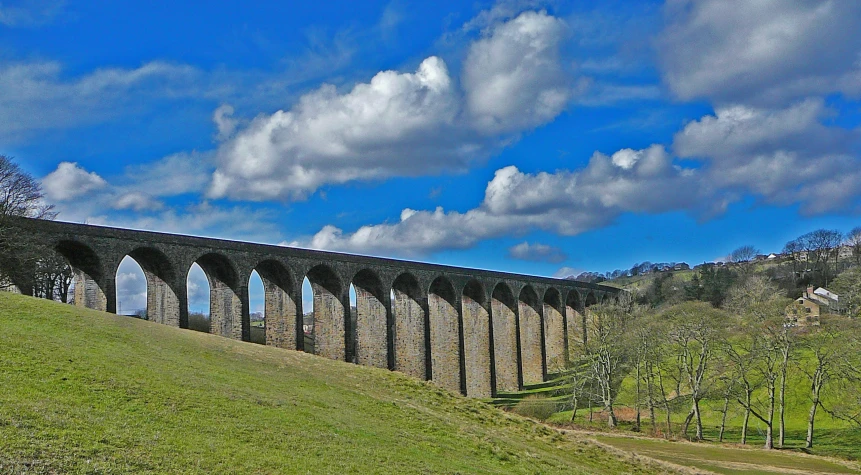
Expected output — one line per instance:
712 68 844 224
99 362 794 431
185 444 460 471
518 285 544 385
305 265 346 361
195 253 245 341
543 287 565 373
352 269 388 369
391 273 426 380
565 290 584 358
429 276 461 394
254 260 297 349
56 240 109 312
491 282 519 392
462 279 492 397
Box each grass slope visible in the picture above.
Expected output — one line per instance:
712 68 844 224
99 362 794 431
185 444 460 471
0 293 666 474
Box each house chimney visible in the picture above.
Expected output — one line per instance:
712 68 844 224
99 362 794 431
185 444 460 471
806 286 814 298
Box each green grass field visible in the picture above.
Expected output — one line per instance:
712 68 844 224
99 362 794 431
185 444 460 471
0 292 670 474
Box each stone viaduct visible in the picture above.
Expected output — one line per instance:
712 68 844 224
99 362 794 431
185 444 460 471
3 217 622 398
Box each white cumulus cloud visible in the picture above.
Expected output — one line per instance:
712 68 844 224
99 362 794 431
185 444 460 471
674 99 861 214
213 104 238 141
657 0 861 105
209 10 580 202
41 162 108 201
463 10 574 133
508 241 567 263
302 145 698 256
209 56 469 201
301 94 861 257
113 192 163 212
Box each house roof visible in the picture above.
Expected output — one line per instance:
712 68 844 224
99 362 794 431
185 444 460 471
814 287 838 302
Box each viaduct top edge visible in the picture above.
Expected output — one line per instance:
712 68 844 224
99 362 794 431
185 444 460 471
8 216 622 294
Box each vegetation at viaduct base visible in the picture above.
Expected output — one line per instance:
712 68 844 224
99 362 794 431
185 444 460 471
0 155 71 303
0 292 673 474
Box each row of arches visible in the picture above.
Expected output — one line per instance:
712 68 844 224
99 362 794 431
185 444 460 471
29 240 612 398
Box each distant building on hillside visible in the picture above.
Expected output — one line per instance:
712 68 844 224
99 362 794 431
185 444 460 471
787 296 820 327
787 286 840 326
806 286 838 309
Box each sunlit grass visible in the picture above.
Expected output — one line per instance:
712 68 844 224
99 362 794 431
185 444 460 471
0 292 664 474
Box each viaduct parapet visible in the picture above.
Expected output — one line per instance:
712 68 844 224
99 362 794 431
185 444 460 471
3 217 622 397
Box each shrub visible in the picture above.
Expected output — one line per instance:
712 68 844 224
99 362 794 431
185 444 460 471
512 394 557 421
188 312 210 333
250 326 265 344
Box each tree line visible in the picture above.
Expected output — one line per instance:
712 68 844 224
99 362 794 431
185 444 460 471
573 226 861 291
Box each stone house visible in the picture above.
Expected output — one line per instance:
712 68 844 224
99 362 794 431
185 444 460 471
787 296 820 327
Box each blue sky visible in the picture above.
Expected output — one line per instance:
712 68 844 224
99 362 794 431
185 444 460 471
3 0 861 314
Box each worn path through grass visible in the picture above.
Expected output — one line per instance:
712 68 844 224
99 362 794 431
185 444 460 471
585 431 861 475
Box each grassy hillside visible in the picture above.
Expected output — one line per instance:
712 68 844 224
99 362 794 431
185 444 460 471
0 293 667 474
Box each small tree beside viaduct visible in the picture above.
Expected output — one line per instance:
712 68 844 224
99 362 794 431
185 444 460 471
3 217 621 398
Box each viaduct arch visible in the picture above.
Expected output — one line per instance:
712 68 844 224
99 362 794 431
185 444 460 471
3 217 622 398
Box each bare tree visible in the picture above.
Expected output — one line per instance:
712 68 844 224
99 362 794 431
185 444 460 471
0 155 54 220
715 373 735 443
0 155 58 292
798 229 843 285
799 317 857 448
783 238 803 276
731 291 794 450
846 227 861 266
725 275 782 315
33 251 73 302
631 311 668 434
579 303 636 427
566 360 590 422
831 266 861 318
730 245 760 263
775 309 798 449
721 327 762 445
661 301 728 440
819 320 861 430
